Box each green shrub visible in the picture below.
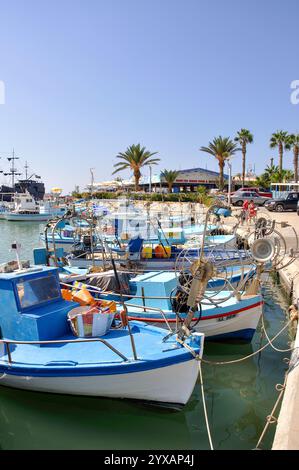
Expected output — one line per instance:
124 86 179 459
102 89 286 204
72 191 213 206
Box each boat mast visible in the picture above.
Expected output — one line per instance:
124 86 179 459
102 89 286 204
25 161 29 180
90 168 95 198
5 149 21 188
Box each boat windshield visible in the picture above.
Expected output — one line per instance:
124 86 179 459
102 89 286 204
16 275 61 309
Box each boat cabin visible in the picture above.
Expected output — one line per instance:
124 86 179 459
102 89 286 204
13 192 40 214
0 266 76 341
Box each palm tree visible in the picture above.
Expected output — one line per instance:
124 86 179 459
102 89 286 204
200 136 240 190
112 144 160 191
264 163 279 180
234 129 253 186
269 131 290 172
160 169 179 193
271 169 294 183
288 134 299 182
255 174 270 189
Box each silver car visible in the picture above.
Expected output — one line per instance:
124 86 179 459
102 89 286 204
231 191 269 207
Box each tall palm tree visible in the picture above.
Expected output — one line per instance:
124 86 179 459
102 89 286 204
112 144 160 191
200 136 240 190
269 131 290 172
234 129 253 186
160 169 179 193
288 134 299 182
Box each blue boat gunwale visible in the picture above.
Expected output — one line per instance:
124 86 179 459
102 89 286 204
0 323 203 377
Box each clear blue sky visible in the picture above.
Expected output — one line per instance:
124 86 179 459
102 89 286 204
0 0 298 193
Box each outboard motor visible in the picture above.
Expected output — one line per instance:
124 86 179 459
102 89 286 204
171 273 193 313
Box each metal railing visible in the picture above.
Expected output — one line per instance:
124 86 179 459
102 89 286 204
0 336 129 366
123 302 174 332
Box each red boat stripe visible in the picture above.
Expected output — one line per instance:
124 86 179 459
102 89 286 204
125 301 264 323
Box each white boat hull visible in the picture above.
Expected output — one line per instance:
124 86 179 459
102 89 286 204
5 213 51 222
0 358 199 405
193 301 262 340
127 300 263 342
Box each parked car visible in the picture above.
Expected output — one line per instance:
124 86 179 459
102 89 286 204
264 192 299 212
233 187 272 198
231 191 269 207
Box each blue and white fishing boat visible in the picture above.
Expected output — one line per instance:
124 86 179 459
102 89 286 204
66 231 237 271
40 224 78 252
119 271 263 342
0 264 204 406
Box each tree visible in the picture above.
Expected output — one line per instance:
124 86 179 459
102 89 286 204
255 174 270 189
271 169 294 183
112 144 160 191
160 169 179 193
269 131 290 172
234 129 253 186
71 184 80 195
200 136 240 190
256 165 293 187
288 134 299 182
264 163 279 180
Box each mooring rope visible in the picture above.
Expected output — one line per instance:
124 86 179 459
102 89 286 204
261 312 295 354
198 361 214 450
254 374 288 450
175 337 214 450
200 319 293 366
176 312 293 451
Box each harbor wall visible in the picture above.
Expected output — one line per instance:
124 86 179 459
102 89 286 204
272 259 299 450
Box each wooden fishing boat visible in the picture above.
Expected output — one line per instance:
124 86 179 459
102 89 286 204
0 264 204 406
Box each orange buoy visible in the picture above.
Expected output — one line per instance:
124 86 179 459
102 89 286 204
72 288 97 307
120 309 128 326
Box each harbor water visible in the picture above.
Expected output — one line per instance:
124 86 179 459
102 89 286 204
0 221 293 450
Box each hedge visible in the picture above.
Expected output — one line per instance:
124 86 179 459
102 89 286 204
72 191 213 205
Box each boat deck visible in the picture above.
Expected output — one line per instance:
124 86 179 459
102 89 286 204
0 322 200 375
